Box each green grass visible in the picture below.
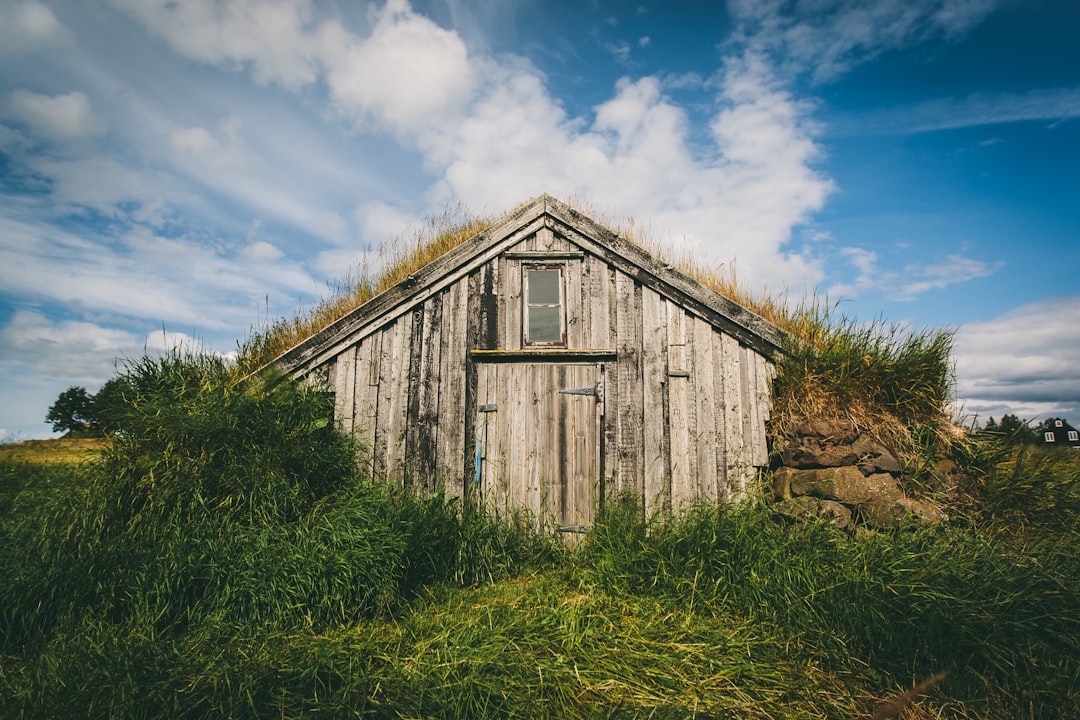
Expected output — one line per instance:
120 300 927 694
2 342 1076 718
0 437 106 465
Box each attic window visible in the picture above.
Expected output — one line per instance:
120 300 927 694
523 264 565 346
1056 419 1064 427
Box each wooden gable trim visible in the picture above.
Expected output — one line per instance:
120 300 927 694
538 201 786 358
274 202 550 376
270 193 787 378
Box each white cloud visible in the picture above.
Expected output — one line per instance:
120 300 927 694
166 119 351 244
420 53 832 291
5 90 106 140
109 0 321 89
0 310 136 380
0 1 67 55
728 0 1002 82
832 246 1002 301
170 123 251 173
320 0 474 132
241 240 284 262
954 297 1080 421
0 212 318 334
107 0 834 291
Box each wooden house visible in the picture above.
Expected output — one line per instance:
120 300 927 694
1041 418 1080 448
273 195 786 532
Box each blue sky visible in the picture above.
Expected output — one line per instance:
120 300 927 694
1 0 1078 440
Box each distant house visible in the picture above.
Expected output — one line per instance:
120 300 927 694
271 195 785 531
1041 418 1080 448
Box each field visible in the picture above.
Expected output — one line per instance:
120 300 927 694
0 437 106 465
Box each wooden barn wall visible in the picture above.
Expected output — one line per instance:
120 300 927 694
319 227 774 515
325 274 472 502
587 256 775 516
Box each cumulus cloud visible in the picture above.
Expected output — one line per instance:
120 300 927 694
422 56 832 290
106 0 838 290
954 297 1080 421
320 0 474 132
5 90 105 140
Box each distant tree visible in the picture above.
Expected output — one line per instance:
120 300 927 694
91 377 133 435
983 416 998 431
998 414 1036 444
45 386 95 435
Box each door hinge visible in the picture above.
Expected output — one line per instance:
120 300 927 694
558 379 604 401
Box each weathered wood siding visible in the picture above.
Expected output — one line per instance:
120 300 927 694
294 206 777 523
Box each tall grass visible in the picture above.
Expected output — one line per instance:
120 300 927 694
0 354 555 655
584 492 1080 718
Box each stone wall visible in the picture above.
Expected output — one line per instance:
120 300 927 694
770 419 949 530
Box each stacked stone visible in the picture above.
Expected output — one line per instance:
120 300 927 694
771 420 945 530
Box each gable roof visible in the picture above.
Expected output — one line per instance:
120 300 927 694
272 194 787 376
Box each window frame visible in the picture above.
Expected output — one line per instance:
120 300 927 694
1069 431 1078 442
1045 431 1056 443
522 263 566 347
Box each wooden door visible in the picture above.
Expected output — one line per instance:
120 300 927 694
474 362 602 533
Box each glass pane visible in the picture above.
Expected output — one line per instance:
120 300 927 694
529 306 562 343
528 269 561 305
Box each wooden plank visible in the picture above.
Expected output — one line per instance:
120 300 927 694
372 321 396 477
740 344 757 471
412 295 444 491
667 307 692 511
710 327 729 501
720 333 747 500
692 315 718 503
475 363 494 512
383 314 413 486
507 363 528 516
746 351 763 468
536 364 556 523
600 268 619 495
353 335 378 472
334 346 356 436
586 363 601 527
614 271 643 498
503 256 522 351
437 278 469 500
564 258 583 349
404 307 425 488
535 227 555 251
640 287 668 517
